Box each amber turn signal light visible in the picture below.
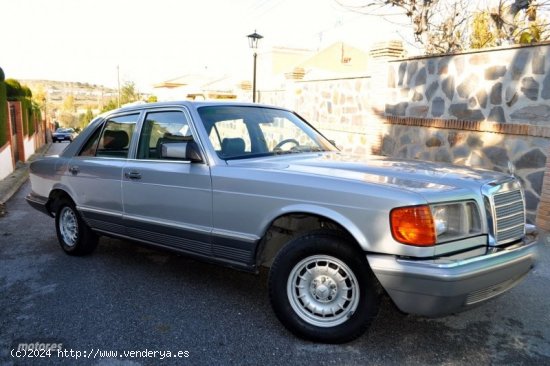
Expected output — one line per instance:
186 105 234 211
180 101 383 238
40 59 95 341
390 205 436 246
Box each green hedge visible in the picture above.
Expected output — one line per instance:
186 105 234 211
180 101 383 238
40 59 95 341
5 78 36 136
21 98 30 136
0 77 7 147
32 104 41 135
6 79 25 100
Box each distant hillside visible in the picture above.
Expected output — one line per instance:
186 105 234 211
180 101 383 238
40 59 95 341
20 79 118 110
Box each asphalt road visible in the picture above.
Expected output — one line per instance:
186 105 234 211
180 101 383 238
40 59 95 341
1 142 549 365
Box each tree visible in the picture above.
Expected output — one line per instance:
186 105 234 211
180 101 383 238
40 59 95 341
0 68 8 147
59 112 77 128
31 84 46 109
101 99 118 113
120 80 139 105
62 95 76 113
337 0 471 53
470 11 498 49
101 80 141 113
78 108 95 129
470 1 550 48
58 95 78 128
423 0 469 54
336 0 550 53
477 1 550 46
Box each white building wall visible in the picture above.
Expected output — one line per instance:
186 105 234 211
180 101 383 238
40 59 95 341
0 145 14 181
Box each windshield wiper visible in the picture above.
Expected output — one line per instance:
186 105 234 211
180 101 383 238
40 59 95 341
222 152 275 160
274 146 325 155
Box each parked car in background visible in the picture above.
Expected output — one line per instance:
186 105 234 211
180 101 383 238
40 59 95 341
26 101 539 343
52 128 76 142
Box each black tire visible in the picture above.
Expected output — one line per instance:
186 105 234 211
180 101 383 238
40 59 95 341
268 230 380 343
55 198 98 256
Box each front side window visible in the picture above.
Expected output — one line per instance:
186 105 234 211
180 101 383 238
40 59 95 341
79 114 138 158
198 106 336 160
136 111 192 160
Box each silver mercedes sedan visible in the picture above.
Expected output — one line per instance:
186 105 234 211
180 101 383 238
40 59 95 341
26 101 539 343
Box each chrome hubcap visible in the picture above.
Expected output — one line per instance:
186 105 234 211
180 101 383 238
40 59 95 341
311 276 338 302
287 255 359 327
59 207 78 247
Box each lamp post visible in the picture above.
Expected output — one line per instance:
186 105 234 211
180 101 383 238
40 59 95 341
247 31 263 103
117 65 121 108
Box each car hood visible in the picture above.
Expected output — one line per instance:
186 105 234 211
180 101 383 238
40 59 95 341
229 152 510 199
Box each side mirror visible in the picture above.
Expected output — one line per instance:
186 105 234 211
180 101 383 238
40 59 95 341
161 140 203 163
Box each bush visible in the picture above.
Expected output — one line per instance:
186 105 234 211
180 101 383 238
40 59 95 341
4 78 36 136
20 98 33 136
5 78 25 100
22 86 32 98
31 103 41 135
26 100 35 136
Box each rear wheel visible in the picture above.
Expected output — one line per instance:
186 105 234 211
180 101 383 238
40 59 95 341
268 230 380 343
55 199 98 256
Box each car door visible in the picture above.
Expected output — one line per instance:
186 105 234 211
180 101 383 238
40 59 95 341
122 109 213 256
66 113 139 235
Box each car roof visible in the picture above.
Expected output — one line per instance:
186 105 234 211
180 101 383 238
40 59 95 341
109 100 290 114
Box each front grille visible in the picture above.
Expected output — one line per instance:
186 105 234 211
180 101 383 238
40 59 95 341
466 274 526 305
493 189 525 244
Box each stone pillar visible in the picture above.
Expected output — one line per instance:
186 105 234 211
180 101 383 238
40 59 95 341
536 145 550 231
367 41 406 154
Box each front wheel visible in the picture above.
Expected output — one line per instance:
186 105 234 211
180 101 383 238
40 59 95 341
55 199 98 256
268 231 380 343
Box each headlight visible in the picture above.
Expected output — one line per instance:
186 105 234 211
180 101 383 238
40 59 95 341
431 202 482 242
391 201 482 246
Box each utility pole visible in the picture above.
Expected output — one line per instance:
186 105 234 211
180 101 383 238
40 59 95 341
117 65 121 108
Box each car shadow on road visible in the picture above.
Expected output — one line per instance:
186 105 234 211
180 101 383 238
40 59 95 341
74 236 549 365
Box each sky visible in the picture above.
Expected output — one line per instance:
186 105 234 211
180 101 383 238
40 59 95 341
1 0 413 93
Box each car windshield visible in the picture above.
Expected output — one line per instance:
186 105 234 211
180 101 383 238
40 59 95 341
198 106 337 160
56 128 74 133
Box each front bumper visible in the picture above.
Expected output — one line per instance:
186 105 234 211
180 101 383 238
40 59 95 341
367 234 539 317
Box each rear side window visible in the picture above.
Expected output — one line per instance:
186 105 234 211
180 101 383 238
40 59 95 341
79 114 139 158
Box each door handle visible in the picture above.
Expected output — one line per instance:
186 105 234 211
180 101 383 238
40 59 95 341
125 171 142 180
68 165 79 175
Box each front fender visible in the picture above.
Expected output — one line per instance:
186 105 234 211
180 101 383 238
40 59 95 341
259 203 370 250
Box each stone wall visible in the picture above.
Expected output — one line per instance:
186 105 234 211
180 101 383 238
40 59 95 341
260 77 384 156
380 118 549 223
386 43 550 124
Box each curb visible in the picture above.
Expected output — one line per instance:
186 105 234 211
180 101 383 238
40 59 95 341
0 143 52 205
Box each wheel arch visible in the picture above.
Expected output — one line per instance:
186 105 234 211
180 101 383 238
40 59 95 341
47 186 77 214
254 204 369 268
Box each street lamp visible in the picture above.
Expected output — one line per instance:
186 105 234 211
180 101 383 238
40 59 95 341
247 31 263 103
